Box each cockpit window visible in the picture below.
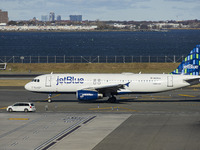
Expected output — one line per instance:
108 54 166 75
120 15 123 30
32 79 40 82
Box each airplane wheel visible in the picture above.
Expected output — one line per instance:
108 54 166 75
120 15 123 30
48 94 52 103
108 97 117 103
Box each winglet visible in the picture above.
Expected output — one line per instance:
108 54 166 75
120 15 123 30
125 82 130 87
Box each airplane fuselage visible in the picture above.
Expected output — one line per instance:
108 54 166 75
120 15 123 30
25 73 198 94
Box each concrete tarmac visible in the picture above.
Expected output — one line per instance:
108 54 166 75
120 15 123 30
0 87 200 150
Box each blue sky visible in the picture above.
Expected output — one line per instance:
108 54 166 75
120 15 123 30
0 0 200 21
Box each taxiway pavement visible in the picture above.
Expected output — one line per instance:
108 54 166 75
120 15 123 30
0 87 200 150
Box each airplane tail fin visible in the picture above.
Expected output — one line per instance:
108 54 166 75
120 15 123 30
171 45 200 75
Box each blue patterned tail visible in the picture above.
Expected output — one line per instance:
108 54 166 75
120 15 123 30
171 45 200 75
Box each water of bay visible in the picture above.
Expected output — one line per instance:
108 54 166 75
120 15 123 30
0 30 200 56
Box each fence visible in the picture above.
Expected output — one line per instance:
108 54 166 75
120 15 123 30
0 55 185 63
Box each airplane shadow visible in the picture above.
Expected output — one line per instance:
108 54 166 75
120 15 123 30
30 98 200 104
118 99 200 103
31 99 78 103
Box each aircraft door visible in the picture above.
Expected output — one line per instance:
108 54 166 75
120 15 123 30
45 76 51 87
167 76 173 87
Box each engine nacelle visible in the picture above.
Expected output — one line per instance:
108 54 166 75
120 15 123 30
76 90 103 100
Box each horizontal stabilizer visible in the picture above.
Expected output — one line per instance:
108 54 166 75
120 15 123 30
184 78 200 85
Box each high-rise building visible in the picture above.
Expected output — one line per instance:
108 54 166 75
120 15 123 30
57 15 61 21
41 15 48 22
49 12 55 21
69 15 82 22
0 9 8 23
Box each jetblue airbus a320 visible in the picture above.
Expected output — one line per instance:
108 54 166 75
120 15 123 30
25 45 200 103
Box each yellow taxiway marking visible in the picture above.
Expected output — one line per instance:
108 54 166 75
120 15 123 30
142 95 171 98
89 107 117 110
120 97 136 99
120 95 171 100
192 88 200 91
119 107 138 112
139 98 166 101
9 118 29 120
178 94 196 98
193 89 198 91
89 106 138 112
0 107 7 109
44 94 61 101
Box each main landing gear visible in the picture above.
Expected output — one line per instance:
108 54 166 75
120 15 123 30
107 96 117 103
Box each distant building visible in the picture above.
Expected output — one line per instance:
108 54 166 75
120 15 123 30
49 12 55 21
57 15 61 21
32 17 37 22
113 23 126 28
153 23 181 28
0 9 8 23
69 15 82 22
41 15 48 22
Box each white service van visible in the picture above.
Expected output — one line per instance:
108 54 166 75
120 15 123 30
7 102 36 112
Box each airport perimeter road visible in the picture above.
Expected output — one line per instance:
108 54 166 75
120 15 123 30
1 87 200 150
0 74 40 79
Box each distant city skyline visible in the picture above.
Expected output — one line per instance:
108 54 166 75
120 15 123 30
41 13 81 22
0 0 200 21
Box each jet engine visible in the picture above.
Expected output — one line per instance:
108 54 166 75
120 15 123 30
76 90 103 100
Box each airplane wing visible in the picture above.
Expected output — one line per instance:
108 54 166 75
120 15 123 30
84 82 130 95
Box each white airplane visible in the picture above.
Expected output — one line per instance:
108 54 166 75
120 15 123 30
25 45 200 103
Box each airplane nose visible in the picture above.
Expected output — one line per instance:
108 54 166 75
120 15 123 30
24 82 31 91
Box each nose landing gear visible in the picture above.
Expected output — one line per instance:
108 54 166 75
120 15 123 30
48 93 52 103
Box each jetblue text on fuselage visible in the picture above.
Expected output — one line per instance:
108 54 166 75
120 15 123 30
56 76 84 85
